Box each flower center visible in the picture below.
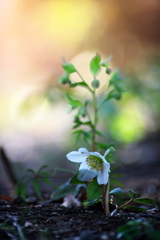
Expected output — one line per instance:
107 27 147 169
86 155 103 171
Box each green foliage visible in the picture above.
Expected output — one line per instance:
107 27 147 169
110 188 122 194
124 205 147 212
62 60 77 74
117 219 160 240
128 190 138 199
87 178 102 201
15 165 53 200
83 197 102 207
134 197 155 205
70 171 85 184
90 53 101 76
59 53 125 149
51 181 86 200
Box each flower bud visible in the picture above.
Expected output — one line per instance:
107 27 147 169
105 68 112 75
58 75 71 85
91 79 100 89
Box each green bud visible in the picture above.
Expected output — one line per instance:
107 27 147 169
91 79 100 89
58 74 71 85
105 68 112 75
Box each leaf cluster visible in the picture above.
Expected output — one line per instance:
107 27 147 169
117 219 160 240
15 165 53 200
59 54 125 148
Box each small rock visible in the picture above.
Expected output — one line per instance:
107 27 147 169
0 199 8 205
100 233 109 240
26 196 37 204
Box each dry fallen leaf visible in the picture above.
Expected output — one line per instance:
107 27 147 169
61 194 81 207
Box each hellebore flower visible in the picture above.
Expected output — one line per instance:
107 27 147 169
66 148 110 185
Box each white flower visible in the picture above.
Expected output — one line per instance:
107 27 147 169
66 148 110 185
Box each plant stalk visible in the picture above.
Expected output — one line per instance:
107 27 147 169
91 90 97 151
102 180 110 216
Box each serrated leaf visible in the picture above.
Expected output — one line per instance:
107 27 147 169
110 188 122 195
33 178 41 198
124 205 147 212
128 190 138 199
90 54 101 76
87 178 102 201
134 198 155 205
63 63 77 74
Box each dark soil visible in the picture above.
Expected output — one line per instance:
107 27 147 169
0 201 160 240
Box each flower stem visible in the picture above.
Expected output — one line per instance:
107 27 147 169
91 89 98 151
102 179 110 216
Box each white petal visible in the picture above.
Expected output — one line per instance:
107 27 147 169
78 169 97 182
66 151 88 163
90 151 103 158
78 148 90 154
79 161 89 170
97 161 110 185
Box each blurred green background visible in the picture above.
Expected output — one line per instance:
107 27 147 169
0 0 160 196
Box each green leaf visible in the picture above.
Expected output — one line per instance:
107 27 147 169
134 197 155 205
83 197 102 207
70 171 84 184
63 63 77 74
87 178 102 201
78 106 86 117
27 168 35 174
128 190 138 199
37 165 48 174
107 89 122 100
72 129 84 143
124 205 147 212
109 69 123 84
40 171 50 176
52 182 86 200
90 54 101 76
66 93 82 110
110 188 122 195
70 82 88 88
41 177 53 188
100 56 112 67
95 130 105 137
110 178 123 188
33 178 41 198
104 146 115 157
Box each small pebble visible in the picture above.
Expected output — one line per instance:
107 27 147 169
51 212 59 216
0 199 8 205
26 196 37 204
100 233 109 240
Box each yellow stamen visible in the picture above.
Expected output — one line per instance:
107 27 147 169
86 155 103 171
